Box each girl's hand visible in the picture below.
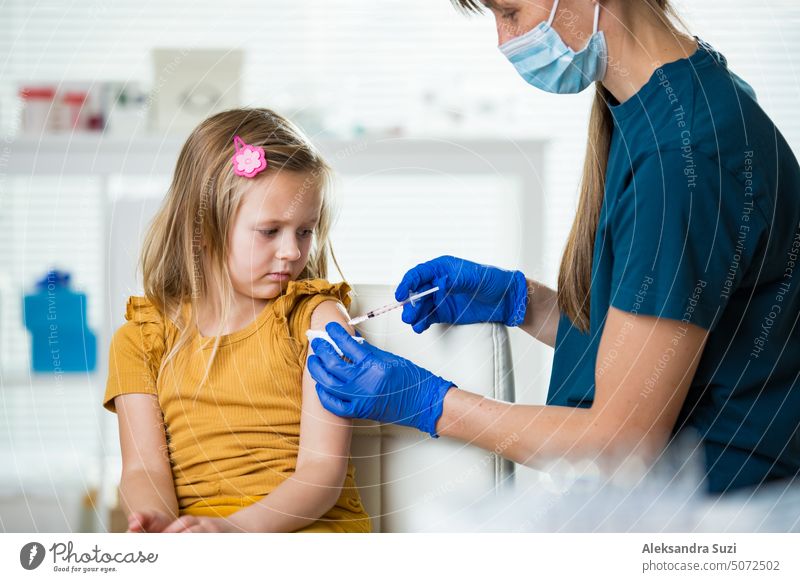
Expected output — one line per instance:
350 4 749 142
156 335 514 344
161 515 241 533
126 510 174 533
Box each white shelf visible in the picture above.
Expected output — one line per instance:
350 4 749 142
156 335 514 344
5 133 546 177
1 371 100 387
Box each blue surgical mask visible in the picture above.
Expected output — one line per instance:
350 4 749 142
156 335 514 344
499 0 608 94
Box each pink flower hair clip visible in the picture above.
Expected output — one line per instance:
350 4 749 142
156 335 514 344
231 135 268 178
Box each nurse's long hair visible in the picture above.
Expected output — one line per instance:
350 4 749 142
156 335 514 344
140 108 342 382
453 0 685 332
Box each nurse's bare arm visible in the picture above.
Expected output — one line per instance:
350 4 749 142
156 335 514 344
114 394 180 530
436 306 709 472
227 300 355 533
517 278 560 348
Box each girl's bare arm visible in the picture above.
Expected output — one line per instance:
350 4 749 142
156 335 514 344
114 394 180 524
226 300 356 532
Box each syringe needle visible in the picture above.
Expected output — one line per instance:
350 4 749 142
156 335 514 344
347 286 440 326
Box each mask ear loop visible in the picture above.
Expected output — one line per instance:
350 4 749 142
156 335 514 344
592 2 601 34
546 0 561 27
593 1 608 81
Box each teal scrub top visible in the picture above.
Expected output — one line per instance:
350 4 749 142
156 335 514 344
547 40 800 494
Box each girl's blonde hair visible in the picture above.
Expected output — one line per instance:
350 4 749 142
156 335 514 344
452 0 686 332
140 107 341 382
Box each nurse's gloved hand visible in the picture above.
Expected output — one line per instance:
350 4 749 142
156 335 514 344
395 255 529 334
307 322 456 437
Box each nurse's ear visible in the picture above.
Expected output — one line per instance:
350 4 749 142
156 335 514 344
548 0 604 52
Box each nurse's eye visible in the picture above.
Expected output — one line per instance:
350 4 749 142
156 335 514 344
257 229 279 237
502 9 517 20
298 228 314 238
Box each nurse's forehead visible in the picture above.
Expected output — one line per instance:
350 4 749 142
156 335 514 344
481 0 531 9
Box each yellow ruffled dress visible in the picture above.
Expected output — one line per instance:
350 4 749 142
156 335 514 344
103 279 371 533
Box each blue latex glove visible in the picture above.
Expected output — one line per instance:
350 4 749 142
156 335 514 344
395 255 528 334
307 322 456 437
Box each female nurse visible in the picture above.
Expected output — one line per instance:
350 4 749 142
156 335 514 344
308 0 800 494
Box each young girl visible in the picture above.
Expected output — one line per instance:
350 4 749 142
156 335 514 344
103 108 371 533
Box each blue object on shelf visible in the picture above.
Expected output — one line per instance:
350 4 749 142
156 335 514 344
23 269 97 373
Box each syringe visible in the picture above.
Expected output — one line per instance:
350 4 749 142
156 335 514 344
347 286 440 326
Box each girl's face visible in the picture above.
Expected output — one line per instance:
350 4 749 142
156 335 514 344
227 170 322 301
